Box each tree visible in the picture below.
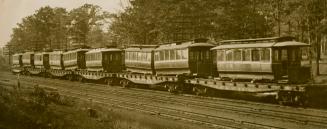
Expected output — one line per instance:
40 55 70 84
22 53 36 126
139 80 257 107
68 4 110 48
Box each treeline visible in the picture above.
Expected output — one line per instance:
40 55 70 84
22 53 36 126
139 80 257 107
6 0 327 55
7 4 111 53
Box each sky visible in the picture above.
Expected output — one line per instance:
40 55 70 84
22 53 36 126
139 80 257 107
0 0 129 48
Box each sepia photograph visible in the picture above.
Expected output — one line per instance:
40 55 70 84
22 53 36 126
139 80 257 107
1 0 327 129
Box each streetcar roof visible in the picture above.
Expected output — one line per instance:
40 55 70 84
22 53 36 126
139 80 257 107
156 42 214 51
125 47 156 52
49 51 64 54
272 41 310 47
22 51 35 55
34 52 50 55
211 41 309 50
13 53 23 56
218 36 295 44
63 48 89 54
86 48 122 54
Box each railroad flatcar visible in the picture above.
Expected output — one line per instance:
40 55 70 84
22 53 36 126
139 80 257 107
154 38 214 76
211 37 310 83
63 48 89 70
124 45 158 74
85 48 123 72
22 52 34 68
49 51 64 70
34 52 50 69
12 53 23 68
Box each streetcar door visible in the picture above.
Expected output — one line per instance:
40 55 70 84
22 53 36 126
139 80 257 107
189 47 212 76
103 52 109 72
280 48 288 76
43 54 50 69
19 55 23 67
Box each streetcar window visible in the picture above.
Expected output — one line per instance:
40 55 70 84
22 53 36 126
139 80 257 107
205 51 210 60
261 48 270 62
242 49 251 61
144 53 147 61
289 48 300 61
297 48 301 60
217 50 225 61
233 49 242 61
182 49 188 59
130 52 133 61
140 52 144 61
281 49 287 61
273 49 279 61
135 52 138 61
194 51 199 60
129 52 132 61
113 53 116 61
137 52 141 61
251 49 260 61
301 47 309 60
226 49 233 61
126 52 128 61
154 52 158 61
165 50 169 60
117 53 121 61
289 49 296 61
176 49 182 60
132 52 135 61
170 50 175 60
159 51 163 61
109 54 112 61
147 52 151 61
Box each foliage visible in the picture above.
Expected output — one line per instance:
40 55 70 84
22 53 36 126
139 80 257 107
5 1 327 55
7 4 111 53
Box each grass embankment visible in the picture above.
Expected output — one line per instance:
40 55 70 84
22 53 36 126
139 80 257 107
0 84 204 129
0 56 10 72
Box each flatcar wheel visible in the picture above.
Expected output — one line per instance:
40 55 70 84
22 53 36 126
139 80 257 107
106 78 113 86
167 84 177 94
43 73 48 78
78 76 84 82
68 75 74 81
121 80 130 88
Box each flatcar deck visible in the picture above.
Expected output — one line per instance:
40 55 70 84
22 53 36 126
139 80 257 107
186 78 307 93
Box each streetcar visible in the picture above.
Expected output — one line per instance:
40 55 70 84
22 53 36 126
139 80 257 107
85 48 123 72
211 37 310 83
154 38 214 76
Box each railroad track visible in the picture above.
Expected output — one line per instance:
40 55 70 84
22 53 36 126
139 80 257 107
0 76 261 129
1 73 327 128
